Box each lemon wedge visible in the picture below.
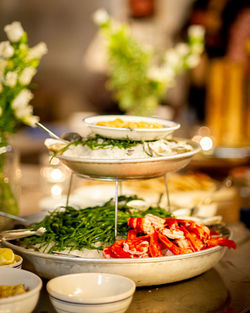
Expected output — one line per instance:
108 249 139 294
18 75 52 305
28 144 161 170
0 248 15 265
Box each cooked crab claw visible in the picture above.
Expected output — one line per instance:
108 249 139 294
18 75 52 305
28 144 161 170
103 237 150 259
206 237 236 249
104 215 237 259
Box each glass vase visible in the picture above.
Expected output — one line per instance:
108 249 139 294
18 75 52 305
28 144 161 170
0 143 20 230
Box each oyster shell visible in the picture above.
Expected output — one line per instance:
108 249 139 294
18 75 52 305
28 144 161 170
44 138 67 153
126 199 149 211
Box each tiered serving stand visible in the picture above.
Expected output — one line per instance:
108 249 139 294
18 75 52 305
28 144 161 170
60 138 200 238
3 116 230 286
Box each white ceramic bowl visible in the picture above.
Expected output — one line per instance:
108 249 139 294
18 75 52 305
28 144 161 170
0 267 42 313
47 272 136 313
83 115 180 141
0 254 23 269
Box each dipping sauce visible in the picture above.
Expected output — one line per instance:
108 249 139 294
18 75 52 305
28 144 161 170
96 118 163 129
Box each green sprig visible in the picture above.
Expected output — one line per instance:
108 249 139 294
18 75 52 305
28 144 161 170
21 195 172 253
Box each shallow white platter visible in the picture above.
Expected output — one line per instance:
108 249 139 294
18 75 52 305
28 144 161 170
3 239 227 287
2 210 230 287
83 115 180 141
58 139 200 180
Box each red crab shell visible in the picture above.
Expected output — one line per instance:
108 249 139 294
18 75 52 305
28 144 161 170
103 215 236 259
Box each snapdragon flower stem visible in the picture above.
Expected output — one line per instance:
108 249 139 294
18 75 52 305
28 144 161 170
0 133 18 217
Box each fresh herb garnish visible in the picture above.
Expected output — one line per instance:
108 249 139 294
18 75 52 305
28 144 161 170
67 135 144 150
20 195 172 253
53 135 155 159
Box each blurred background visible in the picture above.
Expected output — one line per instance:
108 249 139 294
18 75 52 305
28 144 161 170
1 0 249 150
1 0 249 139
0 0 249 224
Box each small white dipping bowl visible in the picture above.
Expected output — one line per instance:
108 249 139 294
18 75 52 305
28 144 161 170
0 254 23 269
0 267 42 313
47 272 136 313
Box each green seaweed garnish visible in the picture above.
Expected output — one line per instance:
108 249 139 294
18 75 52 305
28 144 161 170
20 195 172 253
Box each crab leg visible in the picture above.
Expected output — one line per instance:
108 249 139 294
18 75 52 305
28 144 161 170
157 230 186 255
128 217 154 234
105 215 237 259
162 218 185 240
206 237 236 249
127 229 137 240
128 214 165 235
178 224 204 251
103 246 116 259
109 240 134 258
123 239 150 258
174 238 193 253
149 232 163 257
178 219 210 242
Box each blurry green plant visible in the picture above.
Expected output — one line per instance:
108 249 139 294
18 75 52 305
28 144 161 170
93 9 204 116
0 21 47 217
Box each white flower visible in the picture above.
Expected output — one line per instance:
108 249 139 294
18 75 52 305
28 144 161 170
147 67 163 81
19 67 37 85
11 89 33 110
188 25 205 39
93 9 109 25
175 43 190 56
191 42 204 54
26 42 48 60
148 66 174 83
186 55 200 67
164 50 180 68
161 67 175 82
15 104 39 126
15 104 33 117
0 41 14 58
0 59 7 81
4 21 24 42
11 89 39 126
23 114 39 127
5 71 18 87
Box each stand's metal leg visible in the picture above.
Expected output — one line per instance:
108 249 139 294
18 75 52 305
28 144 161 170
114 180 119 238
66 172 74 206
164 174 171 212
118 181 123 196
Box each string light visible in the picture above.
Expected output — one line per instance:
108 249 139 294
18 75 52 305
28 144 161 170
40 153 70 198
51 185 62 198
192 126 214 153
200 136 213 151
50 168 64 182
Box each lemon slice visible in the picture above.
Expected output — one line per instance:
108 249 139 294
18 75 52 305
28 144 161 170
0 248 15 265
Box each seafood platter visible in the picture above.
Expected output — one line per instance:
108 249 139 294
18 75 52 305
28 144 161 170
2 115 236 286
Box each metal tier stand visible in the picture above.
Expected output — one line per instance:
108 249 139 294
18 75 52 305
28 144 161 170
58 138 200 238
65 172 171 239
